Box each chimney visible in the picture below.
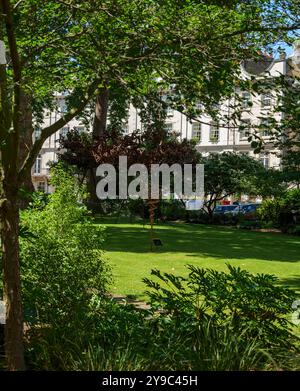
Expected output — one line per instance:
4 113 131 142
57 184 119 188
292 39 300 67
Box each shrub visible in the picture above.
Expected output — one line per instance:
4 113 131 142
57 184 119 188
25 295 276 371
186 210 211 224
143 264 298 350
26 265 299 371
258 189 300 233
160 199 186 221
257 198 283 228
20 163 111 326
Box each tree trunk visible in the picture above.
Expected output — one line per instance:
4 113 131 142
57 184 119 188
92 87 109 140
18 90 34 209
0 175 25 370
87 87 109 213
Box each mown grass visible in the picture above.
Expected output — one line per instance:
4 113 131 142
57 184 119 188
97 217 300 299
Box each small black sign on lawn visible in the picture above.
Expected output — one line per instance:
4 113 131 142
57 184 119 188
152 238 163 247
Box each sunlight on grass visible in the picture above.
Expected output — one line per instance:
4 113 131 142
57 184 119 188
98 218 300 299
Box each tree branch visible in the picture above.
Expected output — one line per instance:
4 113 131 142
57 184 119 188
219 22 300 40
18 79 101 179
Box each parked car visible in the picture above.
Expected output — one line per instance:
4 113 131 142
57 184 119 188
240 203 261 220
241 203 261 214
214 205 239 215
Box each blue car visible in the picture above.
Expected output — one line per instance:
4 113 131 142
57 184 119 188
241 203 261 214
214 205 239 215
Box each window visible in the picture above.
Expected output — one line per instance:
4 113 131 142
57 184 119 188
37 181 45 192
34 154 42 174
60 101 68 114
34 128 41 140
239 119 251 139
241 91 252 109
166 107 174 116
260 118 272 137
74 126 85 133
59 127 69 138
209 122 219 142
211 102 220 111
195 102 202 110
261 93 272 108
122 123 129 134
259 153 270 168
164 123 173 133
192 122 201 141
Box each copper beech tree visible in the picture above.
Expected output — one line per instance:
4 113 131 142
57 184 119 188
60 126 200 250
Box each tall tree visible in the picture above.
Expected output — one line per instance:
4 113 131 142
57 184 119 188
199 152 284 218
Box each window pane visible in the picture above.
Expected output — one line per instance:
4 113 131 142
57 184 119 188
242 92 251 108
34 155 42 174
166 107 174 116
59 127 69 138
34 128 42 140
259 153 270 168
261 93 272 107
37 181 45 192
260 118 272 136
210 122 219 142
164 123 173 133
239 119 251 139
192 122 201 141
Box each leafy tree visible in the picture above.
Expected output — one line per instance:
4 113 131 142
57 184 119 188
229 60 300 188
199 152 283 218
60 125 200 250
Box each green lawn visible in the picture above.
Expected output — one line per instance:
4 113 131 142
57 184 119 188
100 218 300 299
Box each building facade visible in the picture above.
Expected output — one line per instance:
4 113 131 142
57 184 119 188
126 56 288 171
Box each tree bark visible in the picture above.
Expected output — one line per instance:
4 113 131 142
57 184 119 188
0 1 25 368
87 87 109 212
92 87 109 140
18 90 34 208
0 174 25 370
148 199 159 251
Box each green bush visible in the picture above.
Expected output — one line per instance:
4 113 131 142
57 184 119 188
25 264 299 371
143 264 298 350
186 210 211 224
20 163 111 326
25 295 276 371
160 199 186 221
257 198 283 228
258 189 300 233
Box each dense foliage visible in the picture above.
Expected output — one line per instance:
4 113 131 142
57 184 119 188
144 264 298 350
199 152 284 217
25 265 299 371
258 189 300 234
19 163 111 326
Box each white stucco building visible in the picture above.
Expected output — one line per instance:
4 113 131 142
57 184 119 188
126 55 288 171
